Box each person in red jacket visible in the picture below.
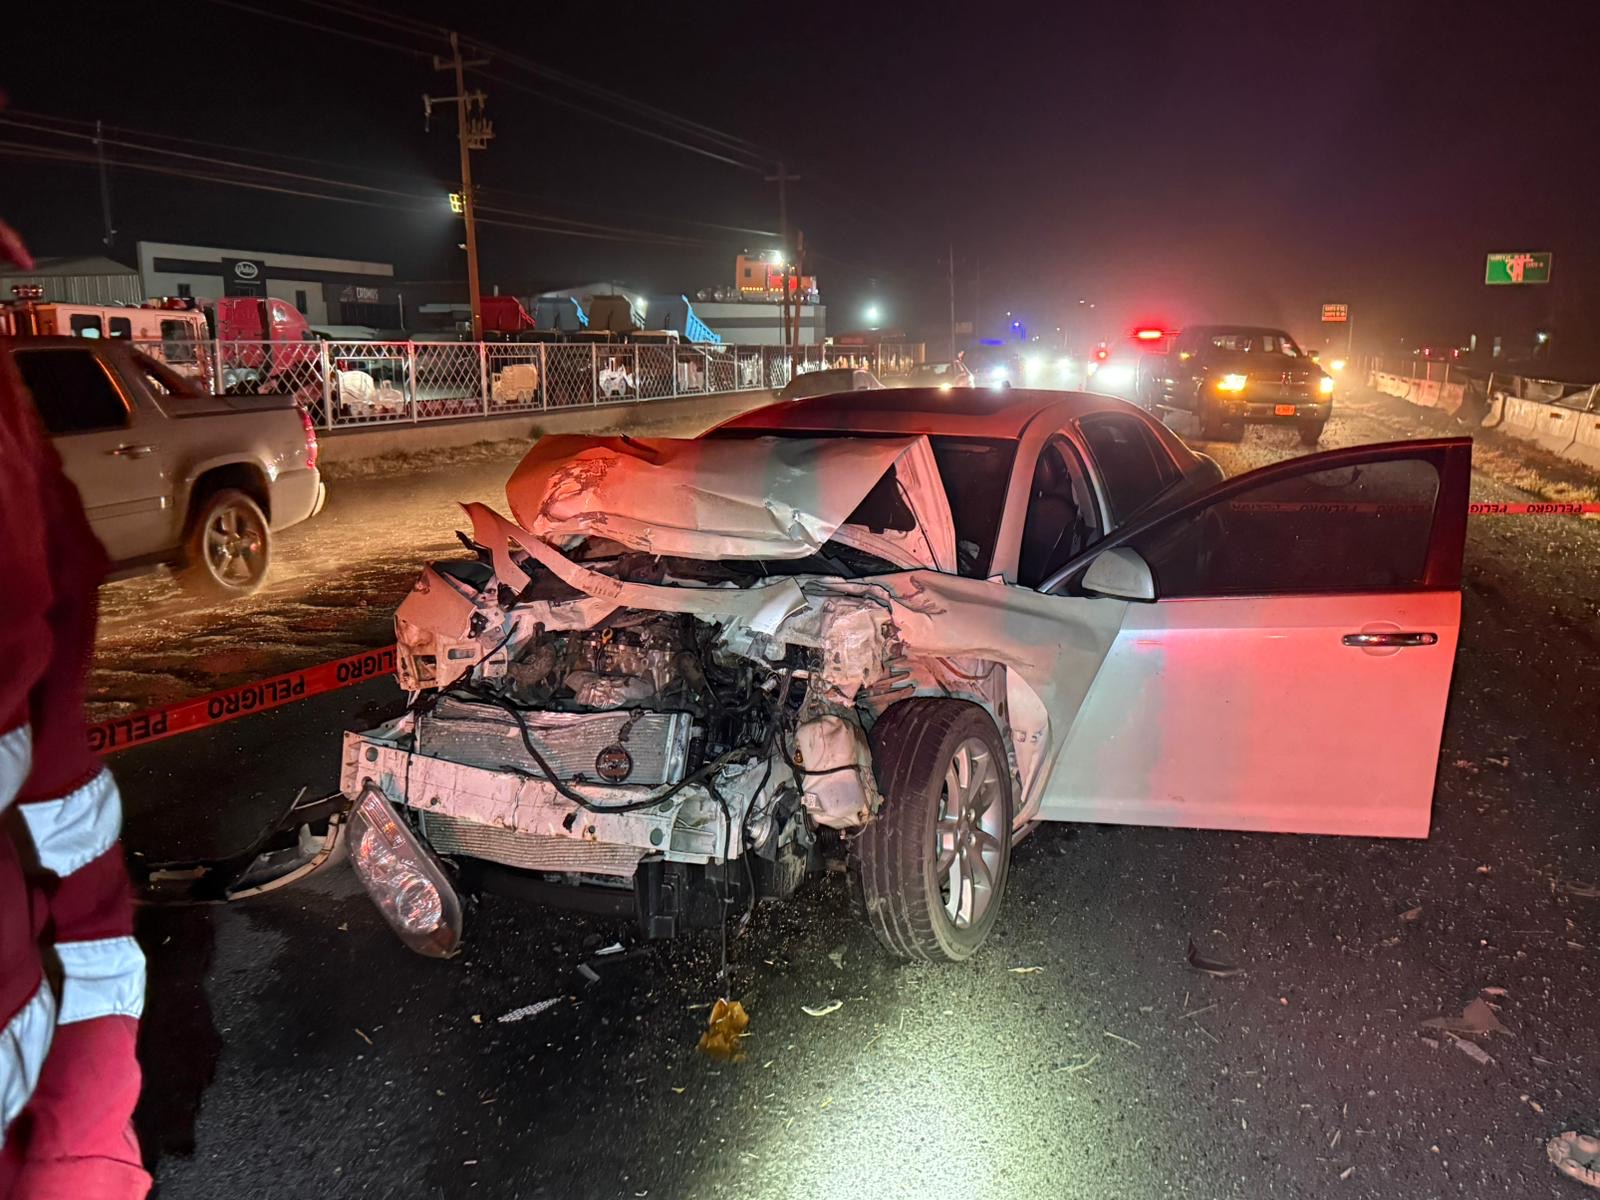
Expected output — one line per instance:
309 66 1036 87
0 212 151 1198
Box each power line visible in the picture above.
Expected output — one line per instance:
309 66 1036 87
471 67 766 174
291 0 775 161
9 107 774 240
0 141 713 248
198 0 773 170
1 116 720 244
204 0 433 58
456 36 773 162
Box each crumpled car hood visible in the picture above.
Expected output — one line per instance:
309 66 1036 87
506 433 945 563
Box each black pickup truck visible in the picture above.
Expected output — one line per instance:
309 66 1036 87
1149 324 1335 445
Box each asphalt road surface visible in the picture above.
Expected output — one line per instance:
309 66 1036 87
120 391 1600 1199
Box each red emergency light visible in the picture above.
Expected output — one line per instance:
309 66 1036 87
1094 346 1110 361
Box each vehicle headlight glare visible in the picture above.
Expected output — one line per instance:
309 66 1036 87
1319 375 1336 395
1216 373 1248 393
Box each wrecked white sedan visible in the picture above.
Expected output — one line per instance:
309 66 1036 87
340 388 1470 961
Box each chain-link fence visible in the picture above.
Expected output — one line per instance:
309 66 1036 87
127 338 929 430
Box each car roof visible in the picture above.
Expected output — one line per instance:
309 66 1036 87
1184 324 1292 337
719 386 1147 439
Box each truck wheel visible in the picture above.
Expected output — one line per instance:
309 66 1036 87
179 489 271 601
1298 420 1327 446
1199 406 1240 442
854 699 1013 962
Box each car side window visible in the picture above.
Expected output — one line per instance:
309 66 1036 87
12 349 132 435
1078 413 1181 522
1017 436 1101 588
1124 458 1443 597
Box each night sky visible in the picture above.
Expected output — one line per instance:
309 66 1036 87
6 1 1599 363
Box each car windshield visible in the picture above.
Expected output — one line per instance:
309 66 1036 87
1204 330 1302 357
928 436 1016 577
687 429 1017 578
781 370 854 399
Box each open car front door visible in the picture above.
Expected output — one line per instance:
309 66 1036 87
1034 438 1471 838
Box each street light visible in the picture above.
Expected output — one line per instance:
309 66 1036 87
864 303 882 327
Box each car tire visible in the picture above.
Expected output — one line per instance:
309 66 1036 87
178 488 272 601
1298 420 1326 446
1223 419 1246 442
1198 402 1228 441
855 698 1013 962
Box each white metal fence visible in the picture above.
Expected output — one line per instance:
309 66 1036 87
130 338 925 429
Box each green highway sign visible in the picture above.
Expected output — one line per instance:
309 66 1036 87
1485 252 1552 285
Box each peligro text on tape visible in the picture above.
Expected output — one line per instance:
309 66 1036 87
1467 502 1600 515
90 645 397 755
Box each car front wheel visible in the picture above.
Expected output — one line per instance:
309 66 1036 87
179 488 271 601
855 699 1013 962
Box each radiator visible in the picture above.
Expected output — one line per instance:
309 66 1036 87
421 812 647 878
417 696 691 786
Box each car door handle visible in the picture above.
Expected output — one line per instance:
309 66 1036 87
1342 631 1438 648
108 443 156 458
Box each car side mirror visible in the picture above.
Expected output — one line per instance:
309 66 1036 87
1081 547 1155 601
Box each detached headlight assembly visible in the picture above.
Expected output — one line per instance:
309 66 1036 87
1319 375 1336 395
1215 373 1248 393
349 782 463 958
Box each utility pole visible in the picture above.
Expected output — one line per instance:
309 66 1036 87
427 33 492 340
93 120 115 249
972 253 981 343
947 241 957 361
790 229 806 349
764 161 800 349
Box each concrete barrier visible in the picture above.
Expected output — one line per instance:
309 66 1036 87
1497 396 1580 456
317 387 778 465
1501 397 1543 440
1533 404 1579 456
1566 410 1600 471
1435 382 1468 417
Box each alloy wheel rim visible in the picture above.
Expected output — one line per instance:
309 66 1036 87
933 736 1004 928
206 504 264 585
